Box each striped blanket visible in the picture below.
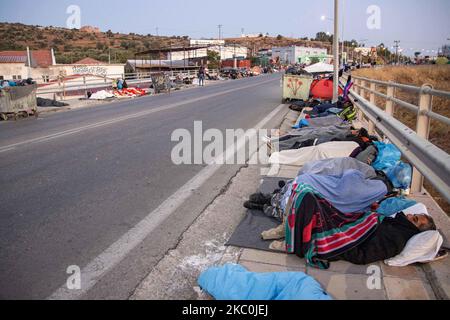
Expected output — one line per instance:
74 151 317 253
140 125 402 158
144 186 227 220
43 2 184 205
285 183 379 269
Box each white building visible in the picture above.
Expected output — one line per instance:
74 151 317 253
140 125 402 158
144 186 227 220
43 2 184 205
190 39 225 46
209 45 248 60
168 40 248 61
167 47 208 61
272 46 328 64
0 50 124 84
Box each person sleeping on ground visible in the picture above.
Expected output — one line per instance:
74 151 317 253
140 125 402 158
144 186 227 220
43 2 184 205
270 126 374 152
245 169 389 218
260 184 436 269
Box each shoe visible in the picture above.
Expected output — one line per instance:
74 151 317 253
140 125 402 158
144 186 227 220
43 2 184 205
261 223 285 240
269 240 286 252
249 192 272 204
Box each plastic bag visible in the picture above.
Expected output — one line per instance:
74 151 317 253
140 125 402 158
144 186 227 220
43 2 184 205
385 162 412 189
372 142 402 171
377 196 417 217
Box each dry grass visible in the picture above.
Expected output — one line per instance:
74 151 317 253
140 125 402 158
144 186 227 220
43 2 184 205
354 65 450 214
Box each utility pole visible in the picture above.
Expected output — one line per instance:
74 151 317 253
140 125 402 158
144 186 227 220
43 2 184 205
332 0 340 102
156 27 159 37
218 25 223 62
394 40 400 65
218 25 223 40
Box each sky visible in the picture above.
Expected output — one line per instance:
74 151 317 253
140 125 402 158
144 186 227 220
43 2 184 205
1 0 449 56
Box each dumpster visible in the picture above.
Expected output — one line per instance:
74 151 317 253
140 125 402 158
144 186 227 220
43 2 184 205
281 74 313 103
0 84 38 120
151 72 171 94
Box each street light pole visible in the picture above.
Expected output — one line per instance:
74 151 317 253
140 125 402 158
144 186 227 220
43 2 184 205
333 0 340 102
341 0 345 66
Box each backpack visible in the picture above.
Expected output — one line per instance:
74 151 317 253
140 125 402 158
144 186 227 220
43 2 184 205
338 105 357 122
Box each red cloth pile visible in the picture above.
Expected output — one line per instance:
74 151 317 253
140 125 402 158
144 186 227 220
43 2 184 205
113 87 147 98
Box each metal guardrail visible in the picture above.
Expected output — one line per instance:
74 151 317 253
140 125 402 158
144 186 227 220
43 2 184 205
341 74 450 202
36 69 220 96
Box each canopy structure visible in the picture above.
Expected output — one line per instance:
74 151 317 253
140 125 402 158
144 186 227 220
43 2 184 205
134 45 211 72
304 62 334 74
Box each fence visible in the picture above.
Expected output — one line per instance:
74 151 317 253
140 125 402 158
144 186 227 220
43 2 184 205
36 69 220 96
342 74 450 203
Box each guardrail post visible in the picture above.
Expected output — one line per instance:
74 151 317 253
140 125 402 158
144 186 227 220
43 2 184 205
83 76 87 98
368 82 376 134
411 84 433 193
385 81 395 116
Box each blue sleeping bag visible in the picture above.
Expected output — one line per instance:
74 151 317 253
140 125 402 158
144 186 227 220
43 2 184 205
198 264 332 300
295 169 387 213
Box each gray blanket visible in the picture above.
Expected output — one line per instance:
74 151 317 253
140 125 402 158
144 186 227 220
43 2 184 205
274 125 352 151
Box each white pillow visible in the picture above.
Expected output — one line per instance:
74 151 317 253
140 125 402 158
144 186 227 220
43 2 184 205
384 231 443 267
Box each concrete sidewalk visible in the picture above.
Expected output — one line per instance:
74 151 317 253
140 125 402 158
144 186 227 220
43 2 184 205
131 108 449 301
235 162 446 300
234 109 450 300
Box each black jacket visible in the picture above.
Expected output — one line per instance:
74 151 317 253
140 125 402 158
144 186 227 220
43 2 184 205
331 213 421 265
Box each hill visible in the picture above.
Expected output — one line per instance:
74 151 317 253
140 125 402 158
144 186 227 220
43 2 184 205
0 22 189 64
0 23 344 65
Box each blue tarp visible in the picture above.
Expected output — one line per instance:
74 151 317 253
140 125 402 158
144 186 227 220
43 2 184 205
295 169 387 213
198 264 332 300
377 197 417 217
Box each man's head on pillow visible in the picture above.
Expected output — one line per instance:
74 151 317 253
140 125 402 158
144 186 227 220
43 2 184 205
407 214 437 232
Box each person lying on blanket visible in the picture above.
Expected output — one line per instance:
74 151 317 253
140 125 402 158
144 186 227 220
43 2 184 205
327 211 436 266
259 184 436 269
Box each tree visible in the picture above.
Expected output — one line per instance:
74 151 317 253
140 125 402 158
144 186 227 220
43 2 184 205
207 50 220 69
314 32 333 43
276 34 283 40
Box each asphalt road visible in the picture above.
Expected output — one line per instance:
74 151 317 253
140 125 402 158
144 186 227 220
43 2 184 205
0 73 285 299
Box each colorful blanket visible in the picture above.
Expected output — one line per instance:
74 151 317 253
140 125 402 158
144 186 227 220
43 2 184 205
285 183 379 269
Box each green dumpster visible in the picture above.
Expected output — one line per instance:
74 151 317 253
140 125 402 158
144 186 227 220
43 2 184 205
0 84 38 120
281 74 313 103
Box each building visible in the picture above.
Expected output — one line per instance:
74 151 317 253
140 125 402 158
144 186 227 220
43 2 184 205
125 59 198 75
190 39 225 46
80 26 101 33
188 40 248 60
209 45 248 60
272 46 328 64
0 49 125 84
0 49 54 81
241 34 268 38
221 58 251 69
167 47 208 61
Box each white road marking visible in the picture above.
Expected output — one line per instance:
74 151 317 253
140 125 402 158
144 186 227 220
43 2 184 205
0 78 278 153
48 103 287 300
